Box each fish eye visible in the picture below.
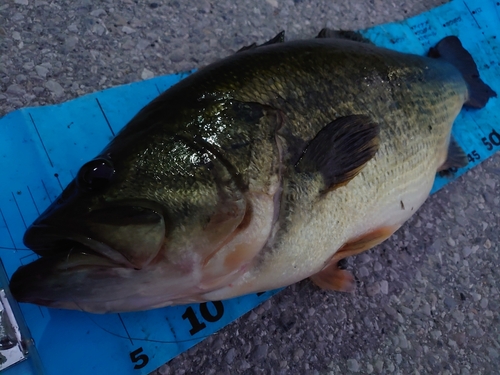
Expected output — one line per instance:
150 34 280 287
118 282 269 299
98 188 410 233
77 158 115 192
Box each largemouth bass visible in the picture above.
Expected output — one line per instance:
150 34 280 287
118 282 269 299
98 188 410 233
10 31 496 313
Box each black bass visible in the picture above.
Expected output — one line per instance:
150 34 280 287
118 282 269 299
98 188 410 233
10 31 496 313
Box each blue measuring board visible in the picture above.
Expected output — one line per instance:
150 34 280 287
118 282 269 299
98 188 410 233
0 0 499 373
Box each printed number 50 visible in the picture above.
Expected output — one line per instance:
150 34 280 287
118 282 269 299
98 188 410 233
130 347 149 370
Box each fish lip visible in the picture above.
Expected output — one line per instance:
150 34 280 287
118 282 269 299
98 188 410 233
23 224 137 269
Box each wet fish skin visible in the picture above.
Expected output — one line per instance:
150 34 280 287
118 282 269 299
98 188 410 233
9 35 496 313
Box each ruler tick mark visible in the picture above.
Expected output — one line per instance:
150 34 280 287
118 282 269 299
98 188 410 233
27 186 40 215
41 179 53 203
462 1 481 29
118 314 134 345
0 208 17 249
11 192 27 229
29 112 54 167
95 98 116 137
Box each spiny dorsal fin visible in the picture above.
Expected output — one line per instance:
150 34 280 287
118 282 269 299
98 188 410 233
316 28 373 44
237 31 285 53
295 115 380 193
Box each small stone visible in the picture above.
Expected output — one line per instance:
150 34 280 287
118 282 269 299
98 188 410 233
421 303 431 316
122 26 136 34
23 61 35 70
12 12 24 21
358 253 371 264
12 31 21 41
68 23 79 32
169 50 184 63
90 8 106 17
358 266 369 277
15 0 29 4
395 353 402 364
65 36 79 51
366 363 374 374
487 347 499 360
444 296 456 309
266 0 278 7
44 80 64 97
484 239 491 249
35 65 49 78
347 359 359 372
447 237 456 247
380 280 389 294
239 360 251 371
480 298 488 309
252 344 268 361
136 38 150 50
452 310 465 324
225 348 235 364
431 330 442 340
462 247 472 258
141 68 154 80
293 348 304 361
373 262 383 272
366 282 380 296
6 84 26 96
386 360 395 372
15 74 26 83
398 333 409 349
374 359 384 372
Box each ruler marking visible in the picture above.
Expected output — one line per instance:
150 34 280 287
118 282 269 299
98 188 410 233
54 174 64 192
29 113 53 167
0 208 17 250
462 0 482 29
118 314 134 345
95 98 116 137
27 186 40 215
41 179 53 203
154 84 162 94
11 192 27 229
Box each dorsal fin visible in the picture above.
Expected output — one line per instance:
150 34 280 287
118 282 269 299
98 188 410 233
237 31 286 53
316 28 373 44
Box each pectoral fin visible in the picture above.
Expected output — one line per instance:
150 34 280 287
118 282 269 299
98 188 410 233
310 225 398 292
295 115 379 193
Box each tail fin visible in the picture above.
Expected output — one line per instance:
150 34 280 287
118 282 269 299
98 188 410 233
428 36 497 108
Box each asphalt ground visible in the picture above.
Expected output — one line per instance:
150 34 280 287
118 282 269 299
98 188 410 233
1 0 499 374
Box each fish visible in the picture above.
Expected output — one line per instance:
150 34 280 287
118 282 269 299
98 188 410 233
9 30 496 313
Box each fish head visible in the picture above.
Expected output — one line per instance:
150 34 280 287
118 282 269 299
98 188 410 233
10 126 248 313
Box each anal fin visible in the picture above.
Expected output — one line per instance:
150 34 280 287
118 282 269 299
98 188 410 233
310 225 398 292
437 136 468 172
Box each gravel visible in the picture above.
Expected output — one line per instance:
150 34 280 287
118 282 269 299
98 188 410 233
1 0 499 374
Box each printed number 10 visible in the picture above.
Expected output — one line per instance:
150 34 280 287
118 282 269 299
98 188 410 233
182 301 225 335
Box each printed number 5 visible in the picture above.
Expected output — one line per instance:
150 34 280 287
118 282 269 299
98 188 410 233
130 347 149 370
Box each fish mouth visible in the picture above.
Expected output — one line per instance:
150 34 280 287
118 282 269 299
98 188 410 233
10 204 167 312
22 225 140 269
